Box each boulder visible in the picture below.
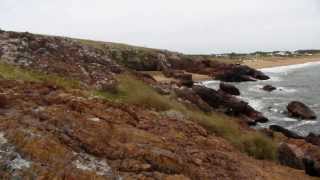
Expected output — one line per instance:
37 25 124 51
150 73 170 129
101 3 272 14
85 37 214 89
278 139 320 177
287 101 317 120
219 83 240 96
278 142 305 170
262 85 276 92
175 87 213 112
269 125 303 139
192 86 224 108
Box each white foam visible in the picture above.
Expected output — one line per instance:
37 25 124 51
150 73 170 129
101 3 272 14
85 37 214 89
240 97 264 111
287 120 318 129
277 87 297 93
200 80 220 89
260 61 320 73
281 117 298 122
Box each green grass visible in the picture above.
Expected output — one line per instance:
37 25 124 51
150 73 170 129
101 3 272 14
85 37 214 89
186 110 277 160
93 74 180 111
0 62 81 89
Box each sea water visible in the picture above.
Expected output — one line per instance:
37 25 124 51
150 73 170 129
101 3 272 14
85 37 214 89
202 61 320 136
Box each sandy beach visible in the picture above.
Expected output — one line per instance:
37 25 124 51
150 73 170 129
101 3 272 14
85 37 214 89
243 55 320 69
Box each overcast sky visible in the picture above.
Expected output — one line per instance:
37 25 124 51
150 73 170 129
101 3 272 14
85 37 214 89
1 0 319 54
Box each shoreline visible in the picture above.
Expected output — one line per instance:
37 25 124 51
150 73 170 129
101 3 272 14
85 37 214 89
243 55 320 69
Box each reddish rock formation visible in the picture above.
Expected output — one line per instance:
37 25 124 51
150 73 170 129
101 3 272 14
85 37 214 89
0 78 308 179
278 138 320 177
0 31 123 90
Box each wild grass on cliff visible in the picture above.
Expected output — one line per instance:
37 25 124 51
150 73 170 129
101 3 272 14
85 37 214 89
95 74 277 160
189 111 277 160
94 74 181 111
0 62 80 89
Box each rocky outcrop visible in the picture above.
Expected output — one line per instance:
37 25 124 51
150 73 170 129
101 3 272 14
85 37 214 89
0 31 123 90
192 85 268 125
213 64 270 82
174 87 213 112
219 83 240 96
269 125 303 139
287 101 317 120
0 78 309 179
278 138 320 177
262 85 277 92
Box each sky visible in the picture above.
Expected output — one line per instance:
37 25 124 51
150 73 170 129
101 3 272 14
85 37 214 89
1 0 320 54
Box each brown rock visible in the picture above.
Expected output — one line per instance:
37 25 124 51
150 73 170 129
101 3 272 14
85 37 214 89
0 94 9 108
278 142 305 169
287 101 317 120
219 83 240 96
262 85 277 92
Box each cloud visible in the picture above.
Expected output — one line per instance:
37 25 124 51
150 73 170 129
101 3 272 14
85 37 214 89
0 0 319 54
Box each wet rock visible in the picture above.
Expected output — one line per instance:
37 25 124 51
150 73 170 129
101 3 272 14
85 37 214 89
269 125 304 139
287 101 317 120
262 85 276 92
219 83 240 96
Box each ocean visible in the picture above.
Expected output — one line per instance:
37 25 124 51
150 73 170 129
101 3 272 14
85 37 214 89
202 61 320 137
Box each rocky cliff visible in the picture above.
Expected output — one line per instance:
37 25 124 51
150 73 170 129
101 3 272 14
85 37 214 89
0 29 316 179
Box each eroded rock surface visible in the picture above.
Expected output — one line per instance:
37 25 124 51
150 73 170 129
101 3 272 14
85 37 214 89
0 78 311 179
0 31 122 90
